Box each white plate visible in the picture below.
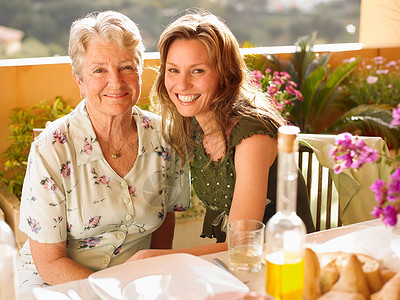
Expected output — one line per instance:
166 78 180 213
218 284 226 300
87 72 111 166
89 253 249 300
122 274 213 300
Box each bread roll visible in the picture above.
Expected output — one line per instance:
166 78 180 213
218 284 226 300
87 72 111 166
331 254 370 299
318 291 367 300
320 260 339 294
318 251 345 267
381 269 397 283
303 248 321 300
371 272 400 300
335 253 383 293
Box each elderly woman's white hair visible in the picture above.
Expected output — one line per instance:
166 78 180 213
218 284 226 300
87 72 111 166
68 10 145 80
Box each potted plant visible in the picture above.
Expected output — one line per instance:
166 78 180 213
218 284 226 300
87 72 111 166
0 97 74 249
246 33 360 133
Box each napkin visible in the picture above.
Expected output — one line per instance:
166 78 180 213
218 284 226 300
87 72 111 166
307 225 400 271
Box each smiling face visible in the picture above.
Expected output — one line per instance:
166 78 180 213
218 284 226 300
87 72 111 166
164 38 220 125
73 38 142 117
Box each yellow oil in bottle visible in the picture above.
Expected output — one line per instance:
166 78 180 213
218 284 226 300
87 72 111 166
265 251 304 300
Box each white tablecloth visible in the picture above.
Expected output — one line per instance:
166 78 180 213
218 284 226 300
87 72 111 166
19 218 400 300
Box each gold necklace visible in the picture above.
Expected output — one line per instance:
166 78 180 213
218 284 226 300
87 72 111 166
104 125 132 159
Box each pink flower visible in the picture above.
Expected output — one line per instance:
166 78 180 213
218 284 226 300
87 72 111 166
273 76 285 86
381 205 399 227
388 168 400 202
250 70 264 89
128 185 137 196
52 129 67 144
333 132 400 227
87 216 101 228
376 69 389 75
373 56 385 65
285 85 296 96
386 60 397 68
294 90 303 101
366 76 378 84
252 70 264 81
40 177 58 192
267 86 278 96
279 71 290 79
370 179 388 206
60 161 72 178
343 57 357 63
141 116 152 129
330 133 379 174
98 175 110 185
390 104 400 128
83 140 93 155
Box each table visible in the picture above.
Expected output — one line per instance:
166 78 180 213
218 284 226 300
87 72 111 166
19 219 400 300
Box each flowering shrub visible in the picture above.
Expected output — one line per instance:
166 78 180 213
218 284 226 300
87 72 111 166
329 132 379 174
341 56 400 107
250 69 303 117
330 106 400 226
391 103 400 128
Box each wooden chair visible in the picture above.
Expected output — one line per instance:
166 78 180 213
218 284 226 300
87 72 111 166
298 144 342 231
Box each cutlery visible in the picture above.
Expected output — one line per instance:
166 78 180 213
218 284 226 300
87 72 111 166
212 258 249 284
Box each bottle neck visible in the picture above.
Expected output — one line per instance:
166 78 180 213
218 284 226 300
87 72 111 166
277 151 298 214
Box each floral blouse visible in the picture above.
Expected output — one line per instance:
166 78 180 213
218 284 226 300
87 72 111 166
19 100 190 272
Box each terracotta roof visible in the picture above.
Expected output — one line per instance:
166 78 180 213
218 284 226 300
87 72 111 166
0 26 24 43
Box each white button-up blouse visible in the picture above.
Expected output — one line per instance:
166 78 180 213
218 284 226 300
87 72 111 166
19 100 190 271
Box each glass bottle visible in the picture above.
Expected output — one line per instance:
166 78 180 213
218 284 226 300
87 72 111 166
265 126 306 300
0 219 18 300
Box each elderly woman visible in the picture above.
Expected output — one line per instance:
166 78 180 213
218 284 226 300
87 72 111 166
128 10 314 261
18 10 190 290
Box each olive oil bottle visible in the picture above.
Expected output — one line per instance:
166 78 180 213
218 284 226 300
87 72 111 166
265 126 306 300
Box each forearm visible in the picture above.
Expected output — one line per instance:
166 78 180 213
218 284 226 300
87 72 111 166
127 241 228 262
173 241 228 256
36 256 93 285
29 239 93 285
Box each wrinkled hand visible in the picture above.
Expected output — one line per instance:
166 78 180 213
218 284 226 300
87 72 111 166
126 249 174 263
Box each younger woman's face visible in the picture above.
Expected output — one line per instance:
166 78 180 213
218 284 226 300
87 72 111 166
164 39 220 124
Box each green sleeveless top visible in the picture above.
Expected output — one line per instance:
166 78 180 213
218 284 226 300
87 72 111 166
192 117 278 239
192 117 315 241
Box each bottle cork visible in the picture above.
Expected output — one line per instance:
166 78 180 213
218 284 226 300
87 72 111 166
278 125 300 153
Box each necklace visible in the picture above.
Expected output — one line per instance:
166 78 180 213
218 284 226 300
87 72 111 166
87 105 134 159
104 125 132 159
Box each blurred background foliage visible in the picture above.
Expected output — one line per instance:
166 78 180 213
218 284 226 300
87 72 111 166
0 0 360 58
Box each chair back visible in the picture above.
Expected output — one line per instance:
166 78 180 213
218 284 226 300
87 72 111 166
298 144 342 231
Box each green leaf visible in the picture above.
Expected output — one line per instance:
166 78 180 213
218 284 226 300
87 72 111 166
311 57 360 129
297 66 327 130
328 104 400 149
0 97 76 199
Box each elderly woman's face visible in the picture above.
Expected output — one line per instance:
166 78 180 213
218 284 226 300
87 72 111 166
73 38 142 116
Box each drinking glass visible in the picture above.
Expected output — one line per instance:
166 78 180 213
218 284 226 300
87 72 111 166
227 219 265 272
